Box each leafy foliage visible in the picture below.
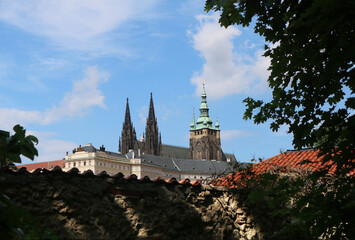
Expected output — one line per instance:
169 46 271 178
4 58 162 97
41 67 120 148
0 124 38 168
0 125 56 239
205 0 354 238
205 0 354 173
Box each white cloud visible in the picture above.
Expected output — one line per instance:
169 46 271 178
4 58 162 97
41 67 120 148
221 129 254 141
21 131 76 164
189 14 270 99
0 0 158 53
0 65 108 129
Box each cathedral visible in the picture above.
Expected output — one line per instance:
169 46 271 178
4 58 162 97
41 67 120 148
21 84 236 180
118 84 229 162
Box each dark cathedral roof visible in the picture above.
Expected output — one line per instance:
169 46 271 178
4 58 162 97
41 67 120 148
161 144 190 159
160 144 237 162
141 154 234 175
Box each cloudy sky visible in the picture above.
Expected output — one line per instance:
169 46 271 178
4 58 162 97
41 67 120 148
0 0 293 164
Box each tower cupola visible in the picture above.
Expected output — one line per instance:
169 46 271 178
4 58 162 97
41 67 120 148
196 81 214 130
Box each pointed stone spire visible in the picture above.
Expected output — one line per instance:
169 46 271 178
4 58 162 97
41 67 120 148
120 97 137 154
148 92 156 121
124 98 131 125
145 92 160 155
215 117 220 130
190 108 196 130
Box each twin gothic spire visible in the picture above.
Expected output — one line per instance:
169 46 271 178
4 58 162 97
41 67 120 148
119 93 161 155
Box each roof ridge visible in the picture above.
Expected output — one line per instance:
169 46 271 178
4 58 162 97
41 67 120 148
285 148 316 153
1 166 203 187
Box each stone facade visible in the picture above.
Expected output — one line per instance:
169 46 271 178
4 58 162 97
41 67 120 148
1 169 287 240
190 128 222 161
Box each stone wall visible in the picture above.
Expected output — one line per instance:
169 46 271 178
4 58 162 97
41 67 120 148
0 168 285 240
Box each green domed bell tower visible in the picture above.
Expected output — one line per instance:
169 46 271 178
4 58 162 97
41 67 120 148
189 81 222 161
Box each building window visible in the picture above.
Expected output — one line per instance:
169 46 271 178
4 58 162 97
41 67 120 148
73 162 76 167
68 163 71 168
127 166 130 170
194 176 196 179
123 166 126 170
89 161 91 165
78 162 81 167
111 164 113 168
115 165 117 168
100 162 102 166
104 163 106 167
84 161 86 166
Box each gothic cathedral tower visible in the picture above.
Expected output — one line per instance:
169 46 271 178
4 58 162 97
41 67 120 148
189 83 222 161
144 93 162 155
119 98 137 154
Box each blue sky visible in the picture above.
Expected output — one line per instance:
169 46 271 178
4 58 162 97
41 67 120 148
0 0 293 164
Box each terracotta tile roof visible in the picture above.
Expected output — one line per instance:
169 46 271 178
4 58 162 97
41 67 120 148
17 160 65 172
214 148 354 188
1 166 202 188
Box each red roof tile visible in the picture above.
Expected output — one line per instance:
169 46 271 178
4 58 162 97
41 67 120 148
214 149 354 188
17 160 65 172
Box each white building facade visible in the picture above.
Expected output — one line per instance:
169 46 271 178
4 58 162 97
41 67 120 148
63 144 233 181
